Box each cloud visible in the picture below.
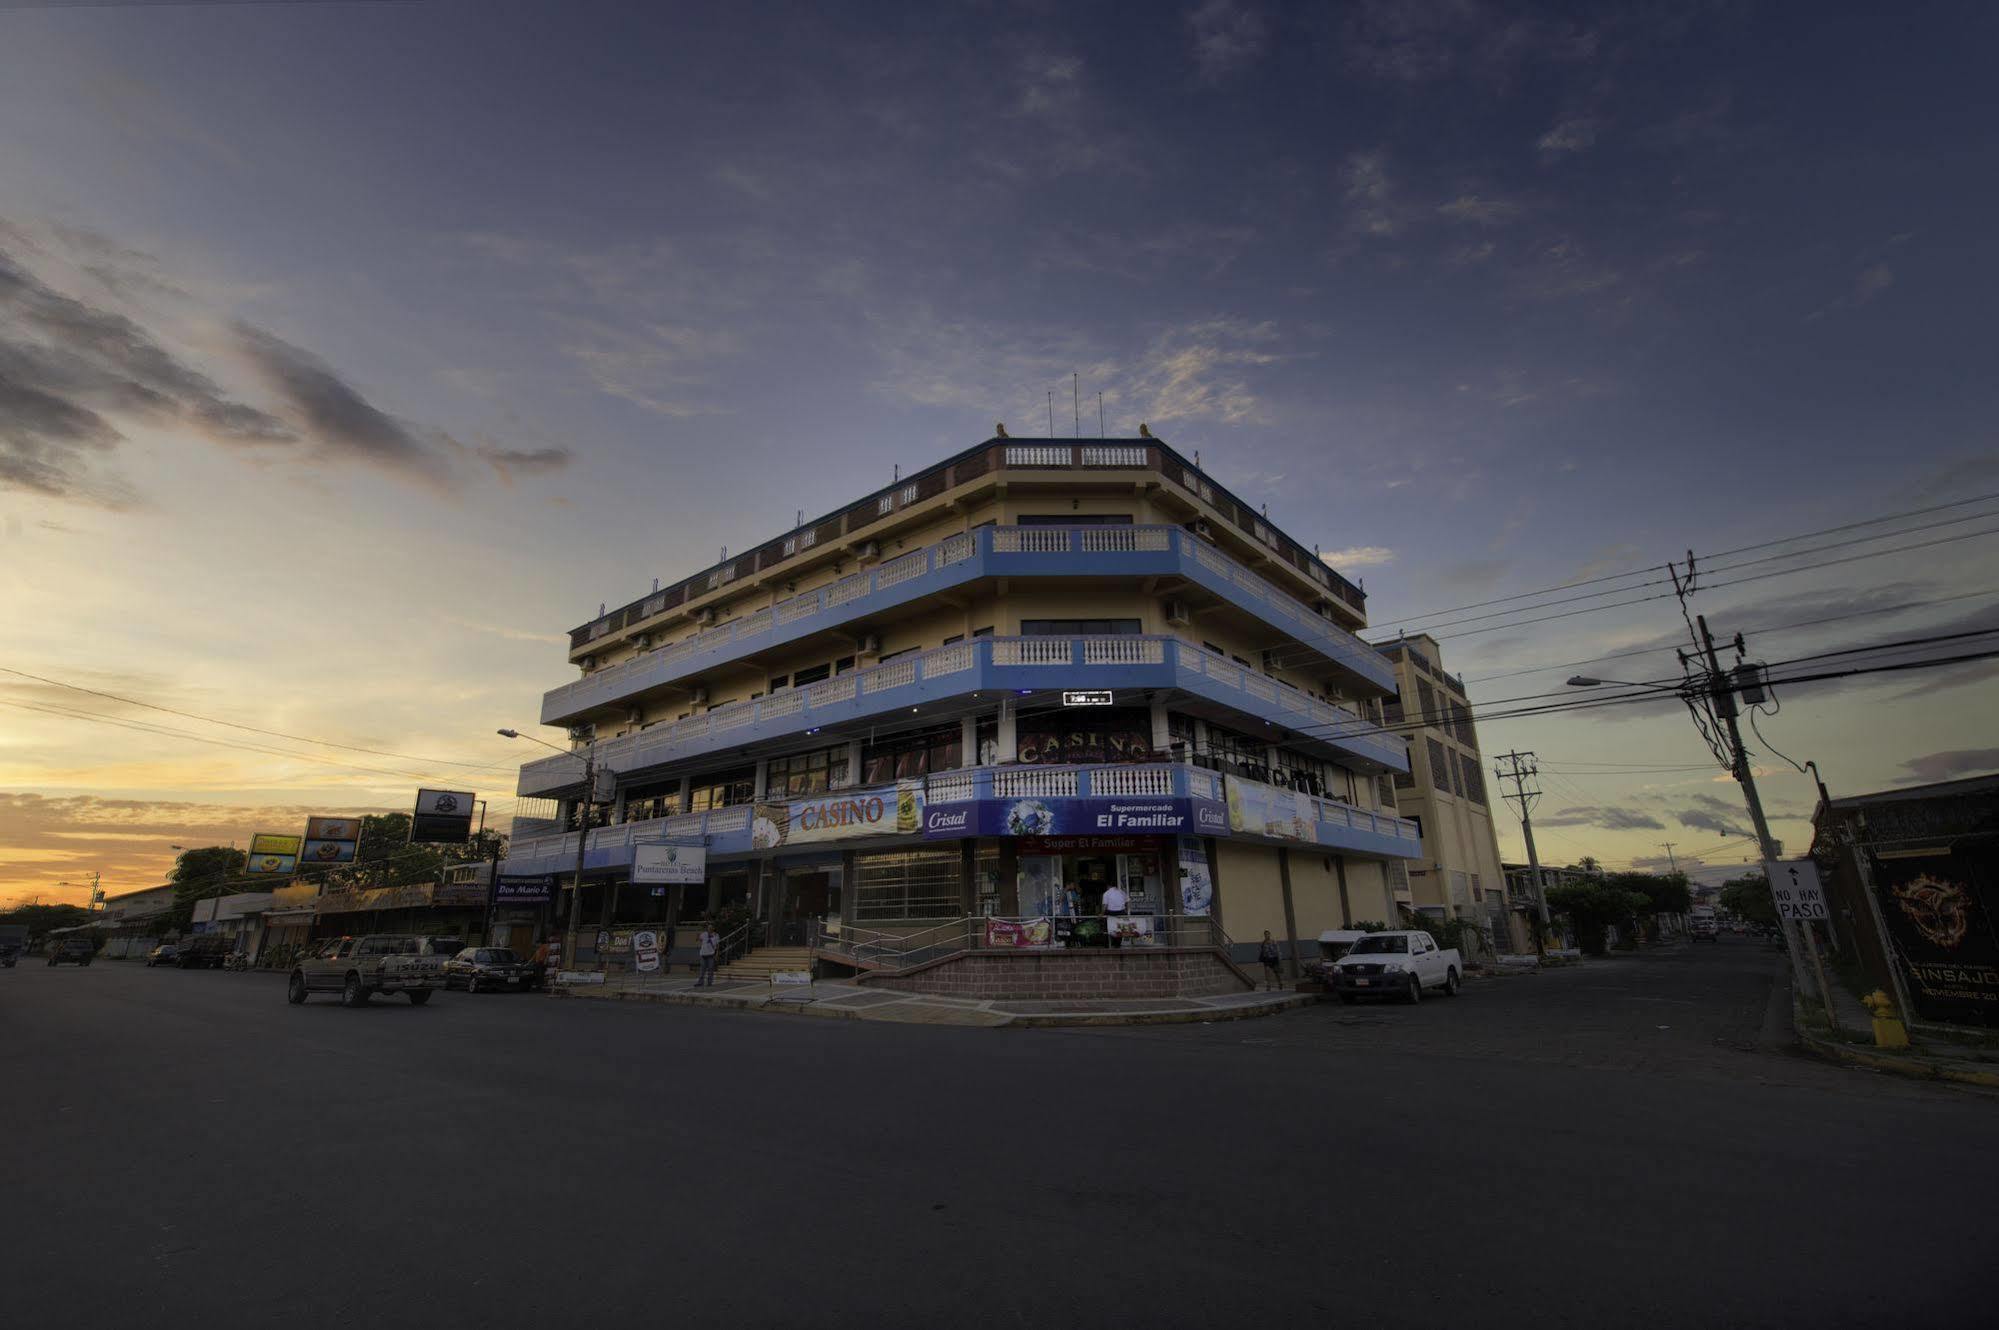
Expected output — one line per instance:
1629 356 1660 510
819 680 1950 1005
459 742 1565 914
1896 749 1999 784
1 218 562 503
1537 117 1598 155
1188 0 1269 82
1853 264 1894 303
0 240 294 504
1322 544 1395 569
1343 152 1402 238
1538 804 1666 831
1341 1 1597 86
1438 194 1523 225
1677 808 1748 838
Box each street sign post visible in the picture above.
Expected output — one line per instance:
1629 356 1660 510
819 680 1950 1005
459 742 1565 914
1766 858 1829 922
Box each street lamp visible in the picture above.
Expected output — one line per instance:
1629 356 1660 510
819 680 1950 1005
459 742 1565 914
1566 675 1684 692
498 726 601 971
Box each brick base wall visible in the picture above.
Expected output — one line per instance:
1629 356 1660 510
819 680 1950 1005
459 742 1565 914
866 947 1253 1000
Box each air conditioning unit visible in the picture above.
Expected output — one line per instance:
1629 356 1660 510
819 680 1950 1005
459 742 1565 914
1164 599 1192 628
568 723 596 742
694 607 716 627
1192 520 1214 541
859 633 883 655
687 685 709 707
856 541 880 563
625 708 643 727
579 654 595 671
634 632 651 649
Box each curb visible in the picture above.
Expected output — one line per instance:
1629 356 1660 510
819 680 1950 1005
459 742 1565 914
550 983 1313 1028
1790 995 1999 1091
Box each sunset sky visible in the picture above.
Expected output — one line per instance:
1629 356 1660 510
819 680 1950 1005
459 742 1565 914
4 1 1995 906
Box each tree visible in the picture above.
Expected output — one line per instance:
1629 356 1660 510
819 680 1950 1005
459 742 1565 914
1546 880 1650 956
1720 873 1777 929
166 845 249 932
0 901 94 941
351 813 507 889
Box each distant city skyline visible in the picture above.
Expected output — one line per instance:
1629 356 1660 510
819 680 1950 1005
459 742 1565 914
5 0 1996 903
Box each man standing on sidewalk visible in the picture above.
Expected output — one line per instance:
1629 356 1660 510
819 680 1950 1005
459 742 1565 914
695 923 719 986
1102 879 1130 949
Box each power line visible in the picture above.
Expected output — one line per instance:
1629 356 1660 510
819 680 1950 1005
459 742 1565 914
0 665 508 773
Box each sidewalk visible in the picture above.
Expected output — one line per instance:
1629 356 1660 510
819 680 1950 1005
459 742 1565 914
1792 984 1999 1091
548 970 1315 1028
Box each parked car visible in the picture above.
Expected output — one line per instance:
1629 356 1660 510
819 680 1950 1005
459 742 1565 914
145 943 180 967
1329 929 1461 1003
1303 929 1368 989
174 935 230 969
1689 917 1720 941
46 938 96 967
288 934 448 1007
0 924 27 967
445 947 533 992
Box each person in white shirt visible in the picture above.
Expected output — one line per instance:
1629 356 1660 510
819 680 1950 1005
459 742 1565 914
695 924 720 986
1102 882 1130 948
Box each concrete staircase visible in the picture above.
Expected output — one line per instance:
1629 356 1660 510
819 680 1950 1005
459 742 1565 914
714 946 814 983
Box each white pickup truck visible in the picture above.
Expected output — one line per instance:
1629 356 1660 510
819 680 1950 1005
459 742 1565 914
1329 929 1461 1004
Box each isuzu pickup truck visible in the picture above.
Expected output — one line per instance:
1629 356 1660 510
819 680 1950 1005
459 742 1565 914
288 934 447 1007
1329 929 1461 1004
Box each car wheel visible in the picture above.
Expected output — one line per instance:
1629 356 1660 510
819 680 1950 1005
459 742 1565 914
1442 968 1460 997
341 972 367 1008
408 989 432 1006
467 975 479 994
288 972 307 1005
1404 974 1422 1004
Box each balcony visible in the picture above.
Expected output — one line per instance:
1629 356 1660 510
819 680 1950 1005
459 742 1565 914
518 635 1408 799
540 524 1395 727
499 762 1421 876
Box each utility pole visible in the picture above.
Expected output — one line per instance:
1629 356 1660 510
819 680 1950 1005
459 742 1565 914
1687 612 1836 1018
1494 750 1550 955
1659 842 1678 874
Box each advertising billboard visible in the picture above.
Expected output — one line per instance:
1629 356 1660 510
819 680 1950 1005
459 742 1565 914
751 781 924 850
1872 847 1999 1025
494 874 555 905
411 788 476 843
632 840 707 885
1223 776 1316 842
304 816 362 842
247 833 301 874
923 795 1227 840
300 838 358 864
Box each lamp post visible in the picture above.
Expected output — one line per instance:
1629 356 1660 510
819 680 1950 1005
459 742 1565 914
499 728 599 970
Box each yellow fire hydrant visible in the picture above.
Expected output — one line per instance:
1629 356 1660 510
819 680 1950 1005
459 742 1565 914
1862 990 1910 1050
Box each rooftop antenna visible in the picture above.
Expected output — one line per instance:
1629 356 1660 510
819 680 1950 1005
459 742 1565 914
893 463 900 482
796 509 803 528
1047 391 1054 437
651 578 659 592
1073 372 1080 438
1098 391 1104 435
1194 449 1201 468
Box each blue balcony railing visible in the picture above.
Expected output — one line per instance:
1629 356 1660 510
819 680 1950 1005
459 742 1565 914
517 635 1407 799
539 524 1393 727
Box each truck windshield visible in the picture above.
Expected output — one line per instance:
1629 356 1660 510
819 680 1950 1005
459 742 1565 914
1350 935 1410 954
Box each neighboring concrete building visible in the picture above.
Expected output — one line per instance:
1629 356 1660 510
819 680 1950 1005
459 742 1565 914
1811 773 1999 1030
97 883 176 958
1375 633 1516 952
499 434 1423 992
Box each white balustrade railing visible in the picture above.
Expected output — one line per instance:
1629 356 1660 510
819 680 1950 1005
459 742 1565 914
1087 765 1175 797
1082 636 1163 665
1079 445 1147 468
862 659 917 694
993 767 1079 798
993 527 1071 553
924 642 975 677
875 549 929 589
993 638 1071 666
938 532 975 566
1004 445 1072 467
927 771 976 804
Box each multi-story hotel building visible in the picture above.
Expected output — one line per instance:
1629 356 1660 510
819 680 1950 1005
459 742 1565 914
498 435 1422 988
1375 633 1519 952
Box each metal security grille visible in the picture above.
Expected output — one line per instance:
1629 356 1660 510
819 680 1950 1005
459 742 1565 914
853 850 964 920
1427 738 1454 795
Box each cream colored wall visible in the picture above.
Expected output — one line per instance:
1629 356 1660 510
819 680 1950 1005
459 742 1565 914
1288 852 1347 937
1215 840 1288 943
1341 859 1395 925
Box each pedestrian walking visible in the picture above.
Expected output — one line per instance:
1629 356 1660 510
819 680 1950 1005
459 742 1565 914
1258 930 1283 990
696 923 720 987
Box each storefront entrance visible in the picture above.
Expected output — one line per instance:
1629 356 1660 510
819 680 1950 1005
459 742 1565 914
776 865 841 945
1015 836 1171 940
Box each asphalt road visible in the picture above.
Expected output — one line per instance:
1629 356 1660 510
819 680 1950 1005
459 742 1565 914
4 938 1992 1329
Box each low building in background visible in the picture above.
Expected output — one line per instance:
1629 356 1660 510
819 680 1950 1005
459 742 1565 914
1375 633 1521 953
1812 773 1999 1031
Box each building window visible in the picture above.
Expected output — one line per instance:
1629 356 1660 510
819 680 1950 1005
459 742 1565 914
942 634 964 646
835 655 856 674
1020 618 1142 636
1416 679 1438 728
793 662 831 687
620 777 682 823
689 768 754 813
766 745 852 798
861 723 962 784
768 674 788 691
1426 738 1455 796
853 849 963 920
1017 708 1154 765
971 626 994 637
1458 751 1487 805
